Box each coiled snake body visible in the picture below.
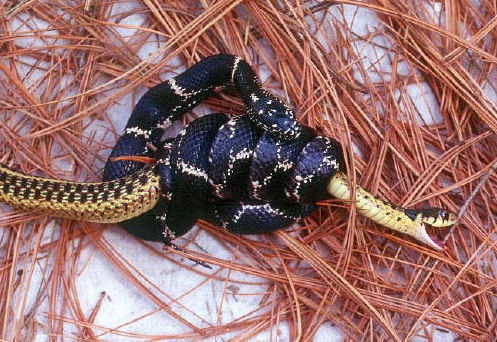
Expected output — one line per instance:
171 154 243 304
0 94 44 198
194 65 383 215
0 55 456 250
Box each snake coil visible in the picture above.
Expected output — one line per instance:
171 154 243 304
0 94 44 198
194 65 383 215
0 55 457 250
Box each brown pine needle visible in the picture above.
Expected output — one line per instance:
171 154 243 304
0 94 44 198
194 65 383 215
110 156 156 164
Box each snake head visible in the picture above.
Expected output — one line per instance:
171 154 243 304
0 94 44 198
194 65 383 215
248 95 301 139
418 208 458 227
404 208 458 251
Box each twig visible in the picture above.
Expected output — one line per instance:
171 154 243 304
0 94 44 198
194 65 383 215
443 158 497 243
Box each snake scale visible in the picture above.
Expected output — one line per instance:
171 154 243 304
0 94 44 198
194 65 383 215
0 55 457 250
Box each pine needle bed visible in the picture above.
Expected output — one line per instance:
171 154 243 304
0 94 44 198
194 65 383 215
1 1 496 341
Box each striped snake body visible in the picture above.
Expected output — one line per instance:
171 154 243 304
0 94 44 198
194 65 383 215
0 55 456 250
0 164 160 223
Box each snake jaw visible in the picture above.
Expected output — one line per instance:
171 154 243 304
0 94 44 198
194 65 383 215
408 222 446 251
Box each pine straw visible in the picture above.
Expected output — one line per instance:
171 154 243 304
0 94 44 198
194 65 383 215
1 0 496 341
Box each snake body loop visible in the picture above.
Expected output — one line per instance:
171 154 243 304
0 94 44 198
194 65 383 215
0 55 457 250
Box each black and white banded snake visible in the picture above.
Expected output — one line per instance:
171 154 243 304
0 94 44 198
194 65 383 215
0 55 457 251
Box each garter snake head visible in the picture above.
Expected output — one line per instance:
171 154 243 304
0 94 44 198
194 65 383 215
409 208 458 227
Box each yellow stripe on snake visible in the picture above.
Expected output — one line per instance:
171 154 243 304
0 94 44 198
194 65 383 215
0 164 160 223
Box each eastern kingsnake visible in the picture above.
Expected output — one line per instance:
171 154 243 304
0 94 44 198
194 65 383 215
0 55 457 250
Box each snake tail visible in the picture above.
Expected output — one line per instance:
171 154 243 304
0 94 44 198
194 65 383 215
326 171 457 250
0 164 160 223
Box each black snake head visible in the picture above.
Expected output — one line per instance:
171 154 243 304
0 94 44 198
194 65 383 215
247 94 301 140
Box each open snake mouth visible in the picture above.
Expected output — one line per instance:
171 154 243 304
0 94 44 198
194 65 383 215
413 209 458 250
416 223 448 251
421 210 458 250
